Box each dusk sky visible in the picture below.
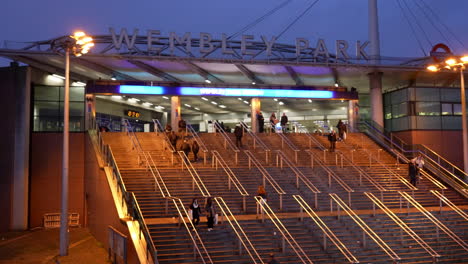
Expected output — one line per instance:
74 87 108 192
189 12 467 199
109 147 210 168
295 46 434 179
1 0 467 60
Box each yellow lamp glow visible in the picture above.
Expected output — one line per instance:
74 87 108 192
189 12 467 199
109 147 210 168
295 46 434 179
461 56 468 63
445 58 457 66
427 65 438 72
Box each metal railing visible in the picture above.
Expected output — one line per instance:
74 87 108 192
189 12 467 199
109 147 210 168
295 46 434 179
360 121 468 196
129 192 159 264
171 198 213 263
275 150 321 208
213 122 240 164
360 148 418 191
276 133 300 164
211 151 249 211
178 151 211 197
430 190 468 220
152 119 176 165
364 192 440 263
213 197 264 263
240 121 271 164
244 150 286 210
293 195 359 264
123 119 145 165
399 191 468 251
186 122 209 164
305 150 354 206
329 193 401 264
254 196 313 263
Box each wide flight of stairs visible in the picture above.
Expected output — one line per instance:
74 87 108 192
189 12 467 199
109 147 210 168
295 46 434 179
101 131 468 263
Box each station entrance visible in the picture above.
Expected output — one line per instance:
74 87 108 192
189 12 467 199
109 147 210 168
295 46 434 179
88 82 359 134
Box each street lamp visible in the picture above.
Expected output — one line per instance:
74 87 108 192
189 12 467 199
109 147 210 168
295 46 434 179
427 55 468 174
52 31 94 256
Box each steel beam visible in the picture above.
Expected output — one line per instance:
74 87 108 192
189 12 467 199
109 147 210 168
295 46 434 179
285 66 304 86
128 60 182 82
235 64 264 84
185 61 224 83
8 55 91 81
74 58 138 81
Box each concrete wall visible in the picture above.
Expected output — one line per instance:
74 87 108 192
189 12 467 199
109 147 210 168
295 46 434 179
394 130 463 169
85 134 138 263
29 133 85 228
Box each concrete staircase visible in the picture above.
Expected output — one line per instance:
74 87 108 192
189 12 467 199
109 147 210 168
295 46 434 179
101 131 468 263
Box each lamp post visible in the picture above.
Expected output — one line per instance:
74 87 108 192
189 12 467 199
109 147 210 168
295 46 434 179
53 31 94 256
428 56 468 174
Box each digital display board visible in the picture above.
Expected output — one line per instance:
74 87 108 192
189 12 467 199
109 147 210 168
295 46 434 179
119 85 334 99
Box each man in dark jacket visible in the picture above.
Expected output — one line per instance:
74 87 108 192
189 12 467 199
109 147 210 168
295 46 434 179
409 162 418 187
168 131 178 152
181 139 191 162
178 118 187 133
257 112 265 133
234 125 243 148
280 113 288 133
328 130 337 152
191 140 200 162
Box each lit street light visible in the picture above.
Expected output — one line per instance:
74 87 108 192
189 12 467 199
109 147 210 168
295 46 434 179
427 55 468 174
52 31 94 256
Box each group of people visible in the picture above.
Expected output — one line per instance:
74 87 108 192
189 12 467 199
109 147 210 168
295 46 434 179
189 197 217 232
257 112 288 133
327 120 348 152
166 130 200 162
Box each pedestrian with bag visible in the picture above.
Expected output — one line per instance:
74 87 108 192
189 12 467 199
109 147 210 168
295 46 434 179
411 154 425 184
408 161 418 187
205 197 216 231
189 198 202 227
181 138 191 162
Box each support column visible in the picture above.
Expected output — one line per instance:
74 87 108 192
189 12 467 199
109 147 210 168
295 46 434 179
369 72 384 127
171 96 181 131
368 0 381 64
251 98 261 133
347 100 359 132
11 65 31 230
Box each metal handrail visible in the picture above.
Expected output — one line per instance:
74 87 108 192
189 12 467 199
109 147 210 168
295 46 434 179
211 150 249 211
171 198 213 263
399 191 468 251
276 133 300 164
213 122 240 164
293 195 359 264
430 190 468 221
239 121 271 164
305 150 354 205
142 152 171 197
214 197 264 264
297 127 328 151
186 122 209 164
123 119 146 165
244 150 286 210
335 150 387 193
152 119 176 165
130 192 158 264
178 151 211 197
329 193 401 263
364 192 440 263
361 121 468 188
360 148 418 191
254 196 313 264
275 150 321 209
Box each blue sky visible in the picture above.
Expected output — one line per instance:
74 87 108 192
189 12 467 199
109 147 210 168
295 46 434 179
1 0 467 59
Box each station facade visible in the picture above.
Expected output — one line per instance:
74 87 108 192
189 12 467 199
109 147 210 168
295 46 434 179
0 28 466 236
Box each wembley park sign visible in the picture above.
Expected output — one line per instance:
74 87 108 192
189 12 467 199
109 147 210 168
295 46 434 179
109 27 371 61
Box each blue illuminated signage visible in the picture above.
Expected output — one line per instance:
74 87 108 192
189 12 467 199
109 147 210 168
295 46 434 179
119 85 334 99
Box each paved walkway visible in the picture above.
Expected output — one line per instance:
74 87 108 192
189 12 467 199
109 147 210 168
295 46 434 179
0 228 107 264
